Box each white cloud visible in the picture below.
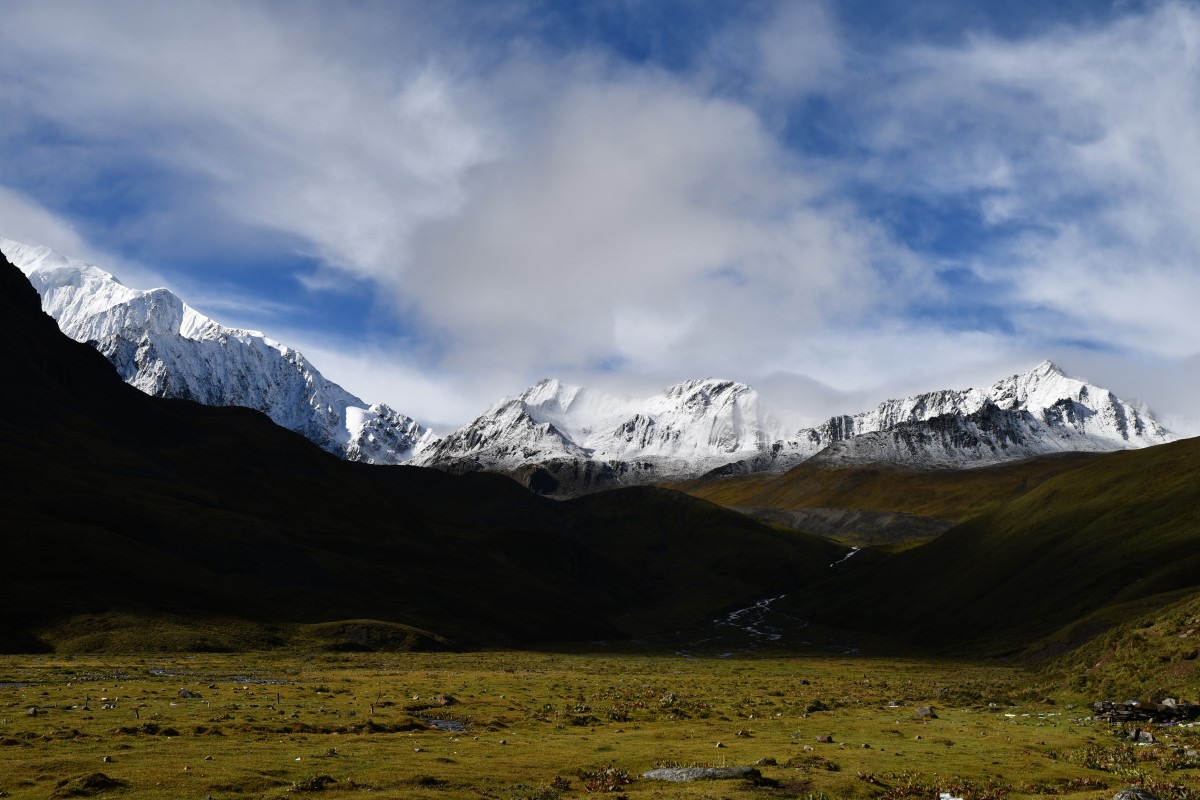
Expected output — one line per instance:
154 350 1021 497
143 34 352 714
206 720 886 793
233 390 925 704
0 186 90 259
0 1 490 279
1 0 1197 432
845 2 1200 360
403 71 893 384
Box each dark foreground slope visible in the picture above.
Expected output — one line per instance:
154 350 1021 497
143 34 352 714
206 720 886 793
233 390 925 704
789 435 1200 655
0 256 840 653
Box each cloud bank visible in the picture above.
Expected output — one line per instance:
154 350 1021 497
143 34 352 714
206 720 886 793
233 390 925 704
1 0 1197 429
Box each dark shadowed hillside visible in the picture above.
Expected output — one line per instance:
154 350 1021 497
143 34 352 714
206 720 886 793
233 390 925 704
0 254 840 653
785 436 1200 656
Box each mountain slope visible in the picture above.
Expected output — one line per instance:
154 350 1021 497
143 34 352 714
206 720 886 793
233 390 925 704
421 363 1172 494
414 377 795 490
787 435 1200 655
793 360 1171 468
0 250 840 652
0 238 433 464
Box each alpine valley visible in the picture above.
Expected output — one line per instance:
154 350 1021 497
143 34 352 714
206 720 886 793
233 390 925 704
2 238 1200 680
1 239 1177 496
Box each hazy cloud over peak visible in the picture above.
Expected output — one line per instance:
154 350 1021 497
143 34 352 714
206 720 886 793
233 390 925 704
1 0 1197 428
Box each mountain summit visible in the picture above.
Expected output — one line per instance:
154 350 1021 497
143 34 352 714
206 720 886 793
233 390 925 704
3 239 1174 490
0 238 434 463
420 361 1174 492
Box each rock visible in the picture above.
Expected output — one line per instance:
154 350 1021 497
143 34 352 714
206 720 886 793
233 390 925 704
26 707 38 717
1113 788 1160 800
814 735 833 743
754 757 777 766
916 706 938 719
434 694 458 706
1126 728 1155 744
178 689 200 699
643 766 762 783
715 741 725 748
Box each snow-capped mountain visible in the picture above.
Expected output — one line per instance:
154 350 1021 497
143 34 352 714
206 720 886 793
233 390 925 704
412 377 787 486
788 360 1173 467
1 238 434 463
419 362 1175 491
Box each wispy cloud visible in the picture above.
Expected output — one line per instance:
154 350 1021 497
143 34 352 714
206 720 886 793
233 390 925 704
0 0 1197 427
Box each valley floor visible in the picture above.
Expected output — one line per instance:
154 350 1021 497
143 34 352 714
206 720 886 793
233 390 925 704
2 651 1197 800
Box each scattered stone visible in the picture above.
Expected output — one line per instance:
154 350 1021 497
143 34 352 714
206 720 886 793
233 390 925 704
178 689 200 699
916 706 938 719
434 694 458 706
1092 700 1200 723
1113 788 1160 800
861 743 871 749
814 735 833 743
1126 728 1156 744
803 745 814 751
204 755 213 761
100 756 113 763
914 735 922 740
26 708 37 717
498 739 507 745
736 729 751 738
715 741 725 748
643 766 762 783
754 757 777 766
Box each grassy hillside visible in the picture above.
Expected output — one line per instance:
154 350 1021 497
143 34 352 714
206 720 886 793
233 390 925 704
0 256 841 653
794 436 1200 656
675 452 1098 523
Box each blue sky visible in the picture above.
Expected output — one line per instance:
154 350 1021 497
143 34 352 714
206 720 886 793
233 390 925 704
1 0 1198 432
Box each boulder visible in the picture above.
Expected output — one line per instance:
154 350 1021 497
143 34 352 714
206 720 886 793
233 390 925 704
916 706 938 719
643 766 762 783
1113 788 1159 800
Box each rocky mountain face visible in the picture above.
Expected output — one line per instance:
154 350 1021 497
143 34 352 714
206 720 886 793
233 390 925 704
411 377 791 492
1 238 433 463
4 238 1175 491
420 362 1174 493
790 360 1173 468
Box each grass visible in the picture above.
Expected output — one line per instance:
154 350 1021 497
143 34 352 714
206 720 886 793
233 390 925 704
673 453 1099 524
1 650 1198 800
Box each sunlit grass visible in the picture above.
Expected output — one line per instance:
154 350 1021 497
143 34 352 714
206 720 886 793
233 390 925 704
2 650 1197 799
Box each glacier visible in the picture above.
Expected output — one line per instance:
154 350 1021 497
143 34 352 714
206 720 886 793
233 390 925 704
1 238 434 464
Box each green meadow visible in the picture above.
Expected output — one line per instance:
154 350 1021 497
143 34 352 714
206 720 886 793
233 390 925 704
2 648 1198 800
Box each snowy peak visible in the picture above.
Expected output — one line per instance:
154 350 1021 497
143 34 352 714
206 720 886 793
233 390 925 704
415 376 786 475
419 361 1175 490
797 361 1172 468
2 238 433 464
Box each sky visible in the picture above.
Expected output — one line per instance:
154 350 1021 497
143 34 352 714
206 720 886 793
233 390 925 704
2 0 1198 434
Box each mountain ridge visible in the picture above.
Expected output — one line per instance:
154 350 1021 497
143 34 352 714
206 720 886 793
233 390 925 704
420 360 1174 493
3 238 1177 492
1 238 434 464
